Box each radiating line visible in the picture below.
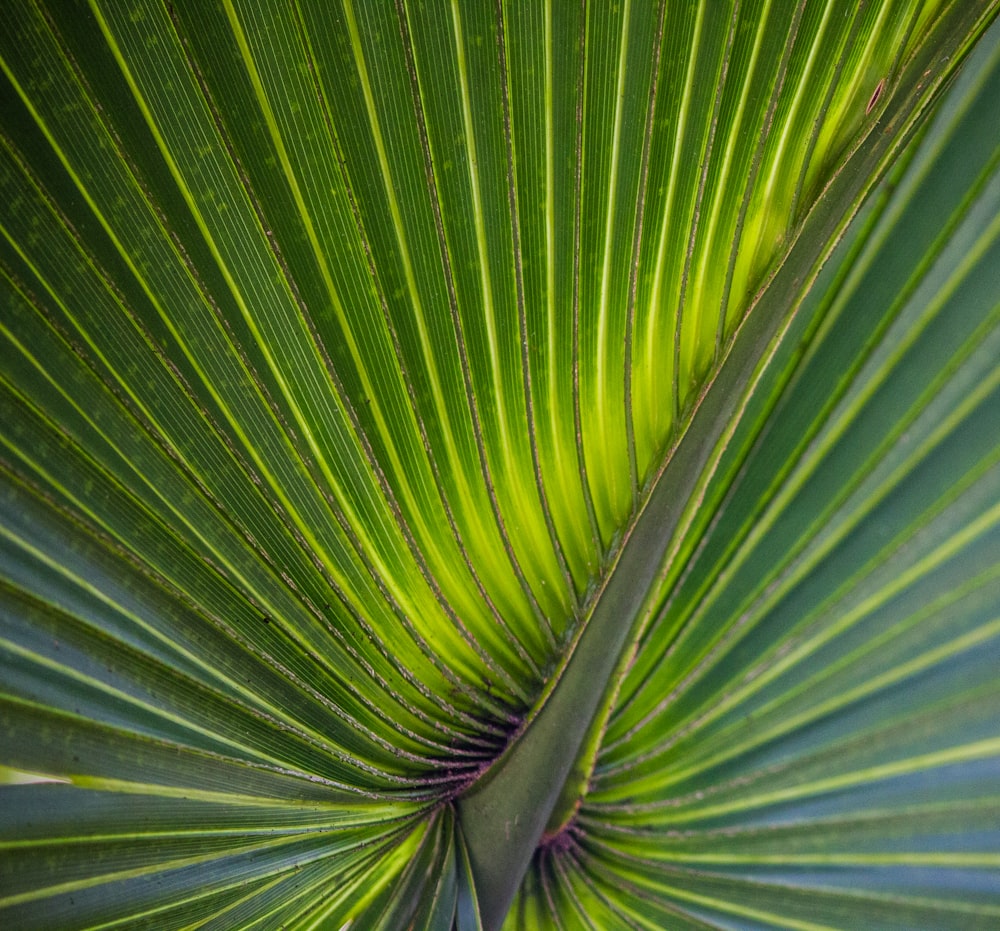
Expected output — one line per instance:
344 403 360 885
644 0 705 448
592 0 632 513
155 4 447 650
183 41 517 709
669 602 1000 790
219 0 483 622
0 811 413 910
4 364 430 772
788 4 864 223
494 0 580 614
551 849 603 931
629 232 1000 745
671 0 741 424
602 448 1000 773
715 0 806 357
623 0 667 503
293 2 540 687
573 851 720 930
749 0 836 269
577 845 844 931
388 0 550 684
396 0 554 646
0 157 497 747
571 0 603 559
0 258 500 760
538 850 568 931
89 1 518 726
604 486 1000 783
607 134 1000 739
4 1 524 756
567 846 646 931
0 462 468 788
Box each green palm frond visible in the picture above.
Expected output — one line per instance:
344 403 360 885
2 1 998 929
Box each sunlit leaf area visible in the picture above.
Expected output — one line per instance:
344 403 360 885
1 1 999 928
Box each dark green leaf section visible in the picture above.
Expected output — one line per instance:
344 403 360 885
505 14 1000 929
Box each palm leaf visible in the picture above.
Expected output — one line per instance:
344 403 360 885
2 1 998 928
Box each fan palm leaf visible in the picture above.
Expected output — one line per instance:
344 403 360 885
1 1 998 928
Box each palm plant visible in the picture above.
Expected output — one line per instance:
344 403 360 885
2 0 999 927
